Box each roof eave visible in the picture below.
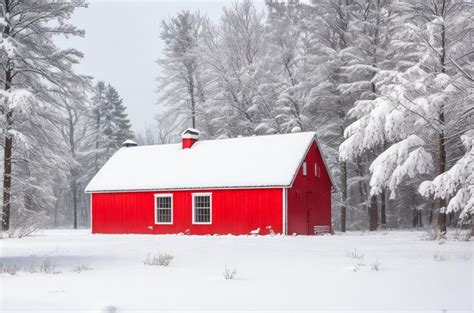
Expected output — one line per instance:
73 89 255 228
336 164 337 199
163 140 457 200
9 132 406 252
85 184 291 194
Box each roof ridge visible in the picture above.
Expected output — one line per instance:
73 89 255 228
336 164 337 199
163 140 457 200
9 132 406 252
134 131 317 149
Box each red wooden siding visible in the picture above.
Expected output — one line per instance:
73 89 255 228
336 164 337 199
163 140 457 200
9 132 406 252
92 188 283 235
287 141 332 235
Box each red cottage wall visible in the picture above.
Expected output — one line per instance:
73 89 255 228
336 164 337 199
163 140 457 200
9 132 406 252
91 188 283 235
287 141 332 235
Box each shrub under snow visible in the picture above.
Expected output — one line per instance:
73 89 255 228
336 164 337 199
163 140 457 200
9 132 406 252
223 265 237 280
143 252 174 266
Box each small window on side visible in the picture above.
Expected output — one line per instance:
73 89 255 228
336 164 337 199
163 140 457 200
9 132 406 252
315 163 321 178
193 193 212 224
302 162 307 176
155 194 173 224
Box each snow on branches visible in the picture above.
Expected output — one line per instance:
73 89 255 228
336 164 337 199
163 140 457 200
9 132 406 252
419 132 474 219
370 135 432 198
0 89 35 111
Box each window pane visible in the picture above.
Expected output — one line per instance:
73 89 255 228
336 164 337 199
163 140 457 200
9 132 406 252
157 208 171 223
157 197 171 209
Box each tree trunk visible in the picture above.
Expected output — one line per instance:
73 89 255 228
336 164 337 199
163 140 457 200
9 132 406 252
437 10 448 234
23 157 34 212
471 217 474 236
2 66 12 231
68 108 79 230
72 180 77 229
413 208 423 228
355 156 367 203
2 135 12 231
53 191 61 227
2 1 12 230
380 188 386 228
368 194 378 231
95 113 101 173
437 121 447 234
429 204 434 226
340 161 347 232
412 192 423 228
189 72 196 129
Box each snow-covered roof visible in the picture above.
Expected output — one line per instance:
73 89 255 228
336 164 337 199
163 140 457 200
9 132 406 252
85 132 320 192
121 139 138 147
181 128 200 139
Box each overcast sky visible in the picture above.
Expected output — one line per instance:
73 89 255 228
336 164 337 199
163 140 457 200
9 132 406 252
56 0 265 133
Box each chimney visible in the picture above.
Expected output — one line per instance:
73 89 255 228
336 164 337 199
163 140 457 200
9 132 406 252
121 139 138 148
182 128 200 149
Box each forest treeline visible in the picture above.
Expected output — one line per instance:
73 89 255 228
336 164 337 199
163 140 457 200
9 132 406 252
148 0 473 234
0 0 472 236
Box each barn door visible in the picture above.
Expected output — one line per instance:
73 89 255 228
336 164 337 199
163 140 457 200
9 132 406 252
305 192 313 235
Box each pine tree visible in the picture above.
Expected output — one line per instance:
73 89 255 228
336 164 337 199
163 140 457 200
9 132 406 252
106 85 134 148
90 81 134 171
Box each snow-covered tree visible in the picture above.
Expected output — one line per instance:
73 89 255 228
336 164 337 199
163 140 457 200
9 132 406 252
419 131 474 223
381 0 472 232
257 0 308 134
158 10 206 129
305 0 355 232
0 0 87 230
149 0 471 232
91 81 110 171
55 91 96 229
199 0 266 137
338 0 396 230
339 0 473 232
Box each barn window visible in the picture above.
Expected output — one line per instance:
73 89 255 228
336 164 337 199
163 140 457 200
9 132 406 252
192 193 212 224
155 194 173 224
302 162 307 176
315 163 321 178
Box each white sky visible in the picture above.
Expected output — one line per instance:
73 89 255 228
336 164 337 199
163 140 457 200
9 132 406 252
56 0 266 133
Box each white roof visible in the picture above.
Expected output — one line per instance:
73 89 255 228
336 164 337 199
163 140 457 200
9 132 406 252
85 132 317 192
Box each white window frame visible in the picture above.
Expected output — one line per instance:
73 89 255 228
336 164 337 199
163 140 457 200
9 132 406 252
154 193 173 225
302 162 307 176
192 192 212 225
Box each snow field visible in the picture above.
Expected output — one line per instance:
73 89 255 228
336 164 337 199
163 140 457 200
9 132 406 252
0 230 472 313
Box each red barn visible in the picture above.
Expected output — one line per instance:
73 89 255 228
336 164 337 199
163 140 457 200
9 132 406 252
85 129 333 235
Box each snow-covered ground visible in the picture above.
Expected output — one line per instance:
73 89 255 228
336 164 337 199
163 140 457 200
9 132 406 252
0 230 472 313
